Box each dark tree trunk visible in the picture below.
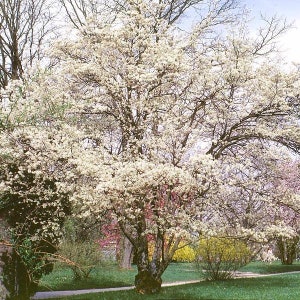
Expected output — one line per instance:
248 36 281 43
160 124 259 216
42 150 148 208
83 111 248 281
134 244 164 294
135 270 162 294
277 236 299 265
0 217 10 298
0 245 9 299
133 233 180 294
2 249 34 300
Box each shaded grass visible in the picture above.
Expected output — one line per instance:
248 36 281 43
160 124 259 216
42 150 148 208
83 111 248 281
239 260 300 274
38 263 136 291
41 273 300 300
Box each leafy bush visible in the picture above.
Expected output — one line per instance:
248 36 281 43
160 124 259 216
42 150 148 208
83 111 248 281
172 243 196 262
196 237 251 280
58 241 103 280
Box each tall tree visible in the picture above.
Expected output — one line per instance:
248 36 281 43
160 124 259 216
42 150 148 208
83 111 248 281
59 0 239 30
0 0 55 88
49 0 300 294
57 0 241 271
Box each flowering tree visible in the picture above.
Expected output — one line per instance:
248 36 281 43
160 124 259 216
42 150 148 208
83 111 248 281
273 161 300 264
0 78 73 299
207 147 300 259
46 0 300 294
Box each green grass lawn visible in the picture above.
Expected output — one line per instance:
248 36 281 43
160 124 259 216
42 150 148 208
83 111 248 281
38 261 300 300
239 260 300 274
38 262 199 292
39 272 300 300
38 260 300 292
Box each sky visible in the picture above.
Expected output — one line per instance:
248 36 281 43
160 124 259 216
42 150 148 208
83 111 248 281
244 0 300 63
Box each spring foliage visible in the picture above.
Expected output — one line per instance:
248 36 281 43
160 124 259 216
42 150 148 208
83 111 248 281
196 237 252 280
172 243 196 263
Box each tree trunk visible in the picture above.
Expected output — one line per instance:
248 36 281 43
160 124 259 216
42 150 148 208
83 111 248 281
0 245 9 299
134 246 162 294
135 269 162 294
0 217 10 299
277 236 299 265
0 217 33 299
118 235 133 269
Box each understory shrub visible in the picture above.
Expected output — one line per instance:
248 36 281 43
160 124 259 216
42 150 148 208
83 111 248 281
58 241 103 280
196 237 251 280
0 160 70 299
172 243 195 262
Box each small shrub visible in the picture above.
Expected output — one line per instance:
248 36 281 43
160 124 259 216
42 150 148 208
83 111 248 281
58 241 102 280
196 237 251 280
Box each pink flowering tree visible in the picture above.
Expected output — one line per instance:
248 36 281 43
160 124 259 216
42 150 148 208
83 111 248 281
273 161 300 264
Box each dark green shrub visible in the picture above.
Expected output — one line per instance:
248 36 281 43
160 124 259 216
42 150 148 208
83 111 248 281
0 161 70 299
58 241 103 280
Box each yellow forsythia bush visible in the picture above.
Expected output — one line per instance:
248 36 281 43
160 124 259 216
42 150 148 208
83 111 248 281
147 240 196 262
196 237 252 280
172 242 196 262
197 237 251 263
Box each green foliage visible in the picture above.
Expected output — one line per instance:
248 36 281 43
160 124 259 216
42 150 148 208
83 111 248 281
196 237 252 280
62 217 104 243
1 236 51 299
58 241 103 280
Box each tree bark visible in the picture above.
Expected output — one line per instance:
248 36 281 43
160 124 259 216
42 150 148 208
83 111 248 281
134 248 162 294
0 217 10 299
277 236 299 265
0 246 9 299
135 270 162 294
118 235 133 269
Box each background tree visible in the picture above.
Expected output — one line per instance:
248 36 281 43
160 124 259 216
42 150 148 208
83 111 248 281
209 147 300 258
274 161 300 264
0 0 56 88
